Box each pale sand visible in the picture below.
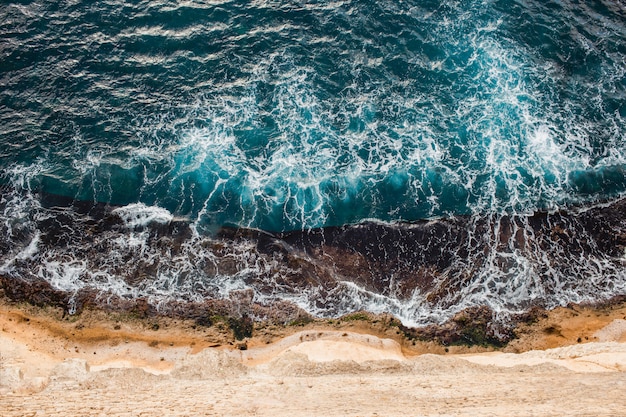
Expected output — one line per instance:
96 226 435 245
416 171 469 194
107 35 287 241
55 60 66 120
2 304 626 416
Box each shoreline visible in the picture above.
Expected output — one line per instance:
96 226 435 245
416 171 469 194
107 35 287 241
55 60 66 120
2 296 626 416
2 195 624 336
3 293 626 354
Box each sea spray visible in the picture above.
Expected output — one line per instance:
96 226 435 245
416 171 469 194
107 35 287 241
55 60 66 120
112 203 174 229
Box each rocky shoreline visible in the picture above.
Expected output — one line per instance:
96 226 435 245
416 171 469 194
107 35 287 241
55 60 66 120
2 284 626 354
2 196 625 351
2 293 626 416
2 192 625 331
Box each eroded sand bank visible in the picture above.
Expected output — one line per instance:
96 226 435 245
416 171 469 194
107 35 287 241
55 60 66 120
2 301 626 416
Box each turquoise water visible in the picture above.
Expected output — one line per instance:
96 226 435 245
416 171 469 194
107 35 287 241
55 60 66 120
2 0 625 232
1 0 626 325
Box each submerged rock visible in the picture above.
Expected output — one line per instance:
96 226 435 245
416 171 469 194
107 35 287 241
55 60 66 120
0 194 625 341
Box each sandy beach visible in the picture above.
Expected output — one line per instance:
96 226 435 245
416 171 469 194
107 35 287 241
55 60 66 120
2 298 626 416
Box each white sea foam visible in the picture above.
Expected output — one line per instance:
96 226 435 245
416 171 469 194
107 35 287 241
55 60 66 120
16 231 40 260
155 15 621 233
112 203 173 229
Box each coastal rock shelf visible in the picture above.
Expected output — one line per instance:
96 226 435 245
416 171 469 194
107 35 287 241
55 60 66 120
1 195 625 336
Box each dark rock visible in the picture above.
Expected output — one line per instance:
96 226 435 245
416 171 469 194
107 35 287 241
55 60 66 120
0 275 68 310
194 314 213 327
513 306 548 325
229 315 253 340
400 306 511 347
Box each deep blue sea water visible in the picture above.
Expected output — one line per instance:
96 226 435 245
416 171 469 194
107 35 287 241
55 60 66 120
1 0 626 325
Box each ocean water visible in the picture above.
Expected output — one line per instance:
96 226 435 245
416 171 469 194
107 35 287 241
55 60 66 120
1 0 626 326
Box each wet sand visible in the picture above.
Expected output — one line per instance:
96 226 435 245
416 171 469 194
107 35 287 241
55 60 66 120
2 298 626 416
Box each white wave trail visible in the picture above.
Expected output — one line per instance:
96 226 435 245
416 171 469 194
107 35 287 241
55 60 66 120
112 203 173 228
